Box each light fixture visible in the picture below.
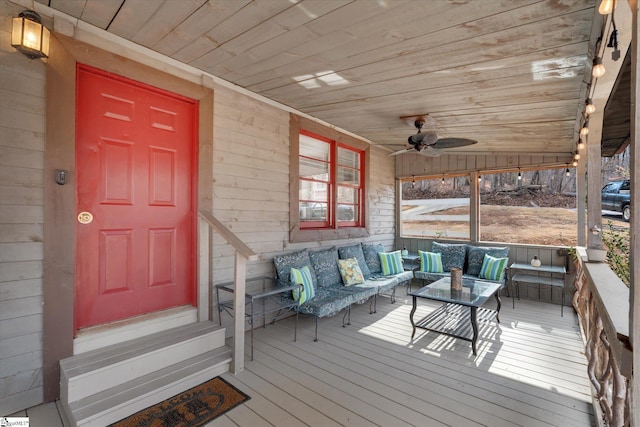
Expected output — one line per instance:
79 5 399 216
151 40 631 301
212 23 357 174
572 160 578 167
598 0 614 15
580 121 589 137
574 151 580 160
565 165 571 177
585 98 596 115
592 57 605 78
11 10 50 60
478 175 482 182
577 139 585 150
517 169 522 180
411 176 415 188
441 176 445 183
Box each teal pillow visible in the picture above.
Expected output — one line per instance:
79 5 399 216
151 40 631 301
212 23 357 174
378 251 403 275
478 255 508 281
419 250 443 273
290 266 316 304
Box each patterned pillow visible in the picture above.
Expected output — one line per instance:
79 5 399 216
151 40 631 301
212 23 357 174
379 251 403 275
290 266 316 304
466 246 509 277
309 247 341 287
431 242 467 272
338 244 371 278
362 243 385 274
419 250 443 273
479 255 508 281
273 249 317 288
337 258 365 285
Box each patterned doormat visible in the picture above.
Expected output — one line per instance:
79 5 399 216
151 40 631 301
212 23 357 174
109 377 250 427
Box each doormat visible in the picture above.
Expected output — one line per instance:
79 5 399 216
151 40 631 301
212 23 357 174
109 377 250 427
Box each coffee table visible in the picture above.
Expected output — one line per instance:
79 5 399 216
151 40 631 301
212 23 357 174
409 276 502 355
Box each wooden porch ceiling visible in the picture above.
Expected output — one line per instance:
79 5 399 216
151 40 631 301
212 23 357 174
34 0 629 156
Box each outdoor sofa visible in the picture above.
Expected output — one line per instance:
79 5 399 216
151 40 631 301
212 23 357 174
274 243 413 341
413 241 510 288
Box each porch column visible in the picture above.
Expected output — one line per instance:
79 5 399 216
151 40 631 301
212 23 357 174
629 0 639 423
576 144 587 246
470 171 480 243
586 110 604 252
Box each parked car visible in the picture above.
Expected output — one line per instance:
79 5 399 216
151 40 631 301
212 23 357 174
601 179 631 222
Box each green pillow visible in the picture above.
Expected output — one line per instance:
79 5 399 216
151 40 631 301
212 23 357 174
419 250 443 273
378 250 403 275
290 266 315 304
337 258 365 285
479 255 508 281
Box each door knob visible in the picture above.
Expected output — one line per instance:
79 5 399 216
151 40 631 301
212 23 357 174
77 212 93 224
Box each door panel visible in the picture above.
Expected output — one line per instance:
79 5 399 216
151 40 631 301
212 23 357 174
75 64 197 330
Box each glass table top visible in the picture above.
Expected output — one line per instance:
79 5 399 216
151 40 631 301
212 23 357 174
410 277 502 307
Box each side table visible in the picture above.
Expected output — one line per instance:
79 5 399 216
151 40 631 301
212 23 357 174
215 277 300 360
509 263 567 316
402 253 420 294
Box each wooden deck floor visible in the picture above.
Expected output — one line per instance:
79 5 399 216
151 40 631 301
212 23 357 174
17 290 594 426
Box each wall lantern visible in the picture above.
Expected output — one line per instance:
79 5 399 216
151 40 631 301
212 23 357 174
11 10 50 60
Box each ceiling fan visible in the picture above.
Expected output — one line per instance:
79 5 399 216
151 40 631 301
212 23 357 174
389 116 478 157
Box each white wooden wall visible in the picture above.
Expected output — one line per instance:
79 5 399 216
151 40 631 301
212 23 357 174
0 5 47 413
210 86 397 283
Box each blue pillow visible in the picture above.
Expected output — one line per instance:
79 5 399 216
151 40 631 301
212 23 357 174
290 266 316 304
479 255 508 281
362 243 385 274
466 246 509 277
379 251 403 275
431 242 466 272
419 250 443 273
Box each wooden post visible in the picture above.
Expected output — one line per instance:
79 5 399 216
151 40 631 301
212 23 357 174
628 0 639 424
577 144 587 246
470 171 480 243
586 110 604 251
232 252 247 374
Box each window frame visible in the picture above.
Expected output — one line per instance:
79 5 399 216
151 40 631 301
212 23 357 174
290 114 370 243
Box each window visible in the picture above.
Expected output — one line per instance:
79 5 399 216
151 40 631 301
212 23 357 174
290 114 369 242
400 176 470 240
298 131 363 229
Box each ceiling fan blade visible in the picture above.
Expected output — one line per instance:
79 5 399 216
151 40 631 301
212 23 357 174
388 147 415 156
432 138 478 149
418 147 444 157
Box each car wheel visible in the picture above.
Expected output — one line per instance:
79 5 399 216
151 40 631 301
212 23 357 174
623 204 631 222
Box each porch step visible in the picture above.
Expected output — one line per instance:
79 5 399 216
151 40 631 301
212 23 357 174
60 321 231 427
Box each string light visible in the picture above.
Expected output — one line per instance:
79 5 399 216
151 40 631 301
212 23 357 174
441 176 445 183
517 168 522 180
585 98 596 115
580 121 589 137
574 151 580 160
598 0 614 15
577 139 585 150
411 176 415 188
592 57 606 78
572 160 578 167
565 165 571 177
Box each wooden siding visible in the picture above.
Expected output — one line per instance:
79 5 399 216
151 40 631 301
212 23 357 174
0 4 47 413
395 153 575 179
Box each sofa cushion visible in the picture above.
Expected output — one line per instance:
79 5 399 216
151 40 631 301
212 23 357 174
379 250 403 275
479 254 508 281
362 243 385 274
297 288 372 318
290 266 316 304
418 250 443 273
309 246 342 288
466 245 509 277
338 244 371 278
337 257 365 285
273 248 318 288
431 242 467 272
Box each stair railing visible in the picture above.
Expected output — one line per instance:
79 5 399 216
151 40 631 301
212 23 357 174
199 210 258 374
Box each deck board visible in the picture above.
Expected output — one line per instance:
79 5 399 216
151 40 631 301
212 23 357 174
20 292 594 427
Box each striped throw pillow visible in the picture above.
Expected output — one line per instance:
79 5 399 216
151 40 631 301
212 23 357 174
478 255 508 281
419 250 443 273
290 266 315 304
378 251 403 275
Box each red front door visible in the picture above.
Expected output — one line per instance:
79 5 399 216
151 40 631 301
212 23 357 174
75 64 197 331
